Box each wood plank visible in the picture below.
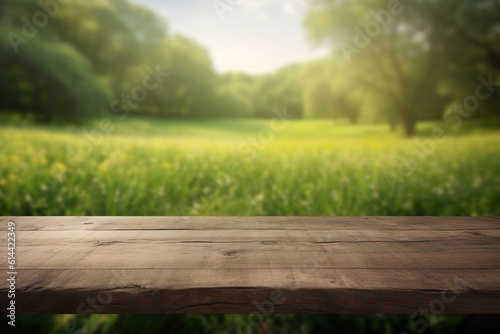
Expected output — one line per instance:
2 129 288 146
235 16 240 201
2 216 499 231
0 216 499 313
10 269 500 313
11 229 500 244
12 249 500 269
7 235 500 269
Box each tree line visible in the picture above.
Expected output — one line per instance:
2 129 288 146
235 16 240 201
1 0 499 136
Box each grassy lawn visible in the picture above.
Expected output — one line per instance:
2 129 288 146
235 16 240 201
1 117 499 215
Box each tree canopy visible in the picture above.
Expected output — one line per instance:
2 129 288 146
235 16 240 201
304 0 500 136
1 0 498 135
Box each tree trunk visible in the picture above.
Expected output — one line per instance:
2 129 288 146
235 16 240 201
389 119 397 132
402 116 416 137
349 114 358 124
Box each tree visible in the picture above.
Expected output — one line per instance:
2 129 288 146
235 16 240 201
46 0 167 95
150 34 218 117
216 73 257 117
301 59 362 123
304 0 455 136
255 64 305 118
1 0 179 121
439 0 500 118
0 21 110 122
446 0 500 72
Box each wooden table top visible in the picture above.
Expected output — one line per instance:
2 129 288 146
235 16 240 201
1 216 499 314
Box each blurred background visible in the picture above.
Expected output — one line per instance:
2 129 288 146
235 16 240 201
1 0 500 333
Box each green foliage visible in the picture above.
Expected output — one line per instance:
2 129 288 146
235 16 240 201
1 118 499 216
0 21 111 122
1 0 218 121
215 73 258 117
216 87 253 117
265 65 304 119
10 314 500 334
300 59 362 123
303 79 332 119
2 0 499 131
304 0 500 136
158 35 218 117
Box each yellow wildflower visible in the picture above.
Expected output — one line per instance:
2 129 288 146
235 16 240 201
98 162 109 173
162 162 172 170
11 154 20 165
50 162 67 177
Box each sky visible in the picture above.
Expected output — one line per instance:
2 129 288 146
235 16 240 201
132 0 330 74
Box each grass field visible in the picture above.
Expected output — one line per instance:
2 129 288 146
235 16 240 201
1 117 499 216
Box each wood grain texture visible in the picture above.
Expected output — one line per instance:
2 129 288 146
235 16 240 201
0 216 499 314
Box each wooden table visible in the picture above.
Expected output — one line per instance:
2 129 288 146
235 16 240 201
1 216 499 314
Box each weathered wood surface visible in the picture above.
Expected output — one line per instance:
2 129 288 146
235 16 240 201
1 216 499 314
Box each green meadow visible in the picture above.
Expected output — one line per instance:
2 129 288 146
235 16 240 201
2 117 499 216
